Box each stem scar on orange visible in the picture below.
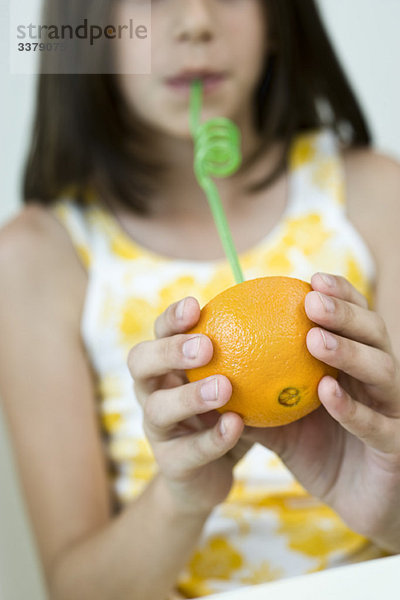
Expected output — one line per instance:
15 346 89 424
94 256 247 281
185 276 337 427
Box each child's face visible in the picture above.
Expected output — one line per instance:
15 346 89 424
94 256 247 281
115 0 269 139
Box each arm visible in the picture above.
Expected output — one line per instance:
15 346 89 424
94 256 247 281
0 206 213 600
50 475 209 600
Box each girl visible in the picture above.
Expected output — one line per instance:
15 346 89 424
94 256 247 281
1 0 400 598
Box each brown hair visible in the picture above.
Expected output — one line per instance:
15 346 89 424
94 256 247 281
23 0 372 215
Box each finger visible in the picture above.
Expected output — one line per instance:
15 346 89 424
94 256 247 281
311 272 369 309
306 327 398 392
154 296 201 339
128 333 213 383
165 412 245 477
318 376 400 453
305 291 391 352
143 375 232 439
134 370 186 407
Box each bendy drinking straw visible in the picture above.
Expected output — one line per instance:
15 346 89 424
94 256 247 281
189 79 245 284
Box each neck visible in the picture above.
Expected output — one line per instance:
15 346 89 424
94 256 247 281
154 131 264 217
111 108 284 222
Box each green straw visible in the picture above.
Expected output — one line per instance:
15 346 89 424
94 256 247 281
190 79 244 284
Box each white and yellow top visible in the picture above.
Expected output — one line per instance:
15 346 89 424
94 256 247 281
51 128 386 597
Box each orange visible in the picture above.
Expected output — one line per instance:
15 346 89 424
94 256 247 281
186 276 337 427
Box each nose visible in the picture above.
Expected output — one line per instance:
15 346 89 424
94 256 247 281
172 0 215 43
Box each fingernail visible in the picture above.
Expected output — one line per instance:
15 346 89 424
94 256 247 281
200 377 218 402
183 336 201 358
335 381 343 397
319 273 335 287
317 292 335 313
175 298 186 320
219 416 227 436
320 329 338 350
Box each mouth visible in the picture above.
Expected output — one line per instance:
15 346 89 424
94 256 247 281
165 69 229 95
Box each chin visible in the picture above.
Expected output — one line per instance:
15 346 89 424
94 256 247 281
155 119 196 142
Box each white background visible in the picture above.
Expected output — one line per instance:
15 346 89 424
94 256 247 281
0 1 400 598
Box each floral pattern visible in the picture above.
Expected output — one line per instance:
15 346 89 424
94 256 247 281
50 128 382 597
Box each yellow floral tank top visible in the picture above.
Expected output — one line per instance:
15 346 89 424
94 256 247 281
50 128 385 597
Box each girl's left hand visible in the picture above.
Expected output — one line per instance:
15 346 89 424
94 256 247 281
242 272 400 553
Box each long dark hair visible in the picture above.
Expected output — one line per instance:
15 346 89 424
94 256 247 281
23 0 372 215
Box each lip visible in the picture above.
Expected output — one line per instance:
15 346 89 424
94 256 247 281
166 69 228 84
165 70 228 95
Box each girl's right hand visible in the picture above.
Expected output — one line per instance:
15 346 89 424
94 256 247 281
127 296 247 517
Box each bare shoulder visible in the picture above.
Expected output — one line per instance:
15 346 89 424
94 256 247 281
342 147 400 220
0 201 68 256
0 202 86 326
342 147 400 259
